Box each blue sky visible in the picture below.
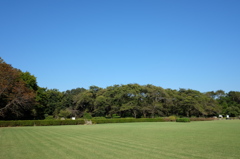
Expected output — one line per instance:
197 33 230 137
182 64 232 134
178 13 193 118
1 0 240 92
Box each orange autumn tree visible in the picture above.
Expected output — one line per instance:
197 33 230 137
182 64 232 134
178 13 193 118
0 58 36 120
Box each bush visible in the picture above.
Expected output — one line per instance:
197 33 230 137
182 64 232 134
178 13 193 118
0 118 169 127
0 117 219 127
59 109 71 118
0 119 85 127
176 118 190 122
112 116 121 118
83 113 92 120
0 120 35 127
190 118 215 121
44 115 54 120
124 117 134 119
168 116 177 121
92 117 106 120
112 114 121 118
92 118 165 124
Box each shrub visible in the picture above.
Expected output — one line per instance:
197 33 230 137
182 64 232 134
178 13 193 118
59 109 71 118
45 115 54 120
92 118 165 124
92 117 106 120
19 120 35 126
0 119 85 127
83 113 92 120
112 116 121 118
168 116 177 121
0 120 36 127
112 114 121 118
176 118 190 122
124 117 134 119
190 118 215 121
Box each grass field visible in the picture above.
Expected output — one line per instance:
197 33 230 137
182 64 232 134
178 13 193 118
0 120 240 159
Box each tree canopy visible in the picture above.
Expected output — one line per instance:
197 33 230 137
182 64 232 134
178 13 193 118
0 58 36 119
0 57 239 120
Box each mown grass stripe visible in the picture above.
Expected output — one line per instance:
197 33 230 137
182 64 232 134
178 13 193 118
26 127 119 159
21 128 94 159
20 128 72 159
37 125 198 159
41 124 204 157
1 121 240 159
16 128 51 159
36 127 156 159
59 123 205 158
34 125 170 159
0 128 15 159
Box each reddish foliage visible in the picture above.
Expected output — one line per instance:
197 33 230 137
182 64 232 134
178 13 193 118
0 61 35 119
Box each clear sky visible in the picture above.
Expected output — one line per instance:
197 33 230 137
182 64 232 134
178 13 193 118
1 0 240 93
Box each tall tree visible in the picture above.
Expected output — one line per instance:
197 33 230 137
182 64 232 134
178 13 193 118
0 58 35 119
144 85 167 118
44 89 63 117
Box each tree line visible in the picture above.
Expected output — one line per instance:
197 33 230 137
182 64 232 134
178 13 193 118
1 57 240 120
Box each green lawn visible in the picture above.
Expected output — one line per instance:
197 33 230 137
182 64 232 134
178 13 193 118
0 120 240 159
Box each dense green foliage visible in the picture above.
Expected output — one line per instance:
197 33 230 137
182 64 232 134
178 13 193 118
0 120 85 127
1 121 240 159
92 118 167 124
0 117 216 127
176 118 190 122
1 57 240 120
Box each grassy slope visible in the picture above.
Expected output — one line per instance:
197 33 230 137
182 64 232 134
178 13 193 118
0 120 240 159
